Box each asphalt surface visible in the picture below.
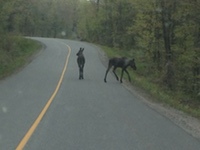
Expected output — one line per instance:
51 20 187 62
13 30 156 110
0 37 200 150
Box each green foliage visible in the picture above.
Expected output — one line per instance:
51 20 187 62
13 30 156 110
0 0 79 38
77 0 200 104
0 35 41 78
77 0 136 48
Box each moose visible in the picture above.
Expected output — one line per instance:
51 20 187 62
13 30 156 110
104 57 136 83
76 47 85 80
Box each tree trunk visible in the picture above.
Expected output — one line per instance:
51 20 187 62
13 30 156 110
160 0 174 89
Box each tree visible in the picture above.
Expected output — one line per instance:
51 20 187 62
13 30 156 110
173 0 200 96
159 0 177 89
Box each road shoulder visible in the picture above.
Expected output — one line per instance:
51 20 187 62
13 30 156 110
94 43 200 141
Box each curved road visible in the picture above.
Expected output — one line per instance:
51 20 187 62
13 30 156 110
0 38 200 150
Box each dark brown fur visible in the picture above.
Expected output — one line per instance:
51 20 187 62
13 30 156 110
104 57 136 83
76 47 85 80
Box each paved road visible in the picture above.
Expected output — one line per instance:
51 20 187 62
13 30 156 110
0 38 200 150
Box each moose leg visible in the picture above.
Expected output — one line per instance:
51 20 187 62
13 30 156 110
104 65 112 83
124 69 131 82
113 67 119 81
79 67 82 79
79 66 84 79
81 67 84 79
120 69 125 83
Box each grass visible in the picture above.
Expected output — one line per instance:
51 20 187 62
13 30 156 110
0 36 42 79
100 45 200 119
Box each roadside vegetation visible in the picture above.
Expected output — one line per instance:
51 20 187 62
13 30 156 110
0 0 199 117
101 45 200 118
0 35 41 79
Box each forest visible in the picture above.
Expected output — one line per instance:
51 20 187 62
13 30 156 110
0 0 199 109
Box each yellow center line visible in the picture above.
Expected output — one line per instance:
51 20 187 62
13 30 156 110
16 42 71 150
